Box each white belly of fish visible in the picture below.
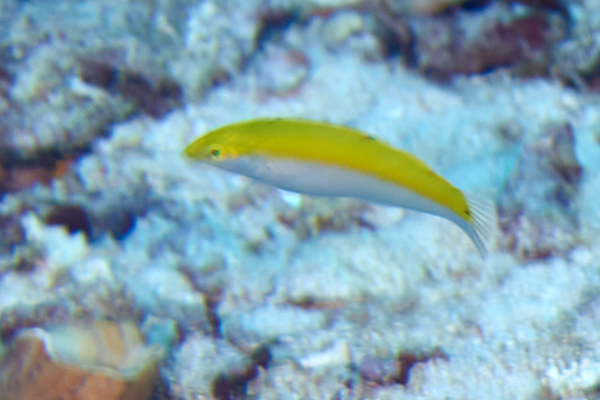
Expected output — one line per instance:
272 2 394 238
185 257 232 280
215 156 458 224
212 155 489 256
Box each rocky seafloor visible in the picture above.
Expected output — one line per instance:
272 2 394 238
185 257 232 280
1 0 600 399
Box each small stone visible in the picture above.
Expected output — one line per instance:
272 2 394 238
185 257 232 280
297 340 350 369
385 0 469 15
322 11 365 48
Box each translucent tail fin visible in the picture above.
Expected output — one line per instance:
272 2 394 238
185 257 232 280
462 193 495 258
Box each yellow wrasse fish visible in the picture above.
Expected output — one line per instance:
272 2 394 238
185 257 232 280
185 118 493 257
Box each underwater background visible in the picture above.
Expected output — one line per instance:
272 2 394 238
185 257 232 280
0 0 600 399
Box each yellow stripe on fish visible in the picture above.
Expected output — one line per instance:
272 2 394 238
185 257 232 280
184 118 493 257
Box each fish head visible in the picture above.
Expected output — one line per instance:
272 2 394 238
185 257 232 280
184 127 241 166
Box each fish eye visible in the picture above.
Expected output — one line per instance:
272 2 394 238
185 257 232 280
210 148 221 158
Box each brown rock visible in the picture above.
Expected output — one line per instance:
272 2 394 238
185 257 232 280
0 321 160 400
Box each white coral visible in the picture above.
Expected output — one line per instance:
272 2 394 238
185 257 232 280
545 359 600 396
